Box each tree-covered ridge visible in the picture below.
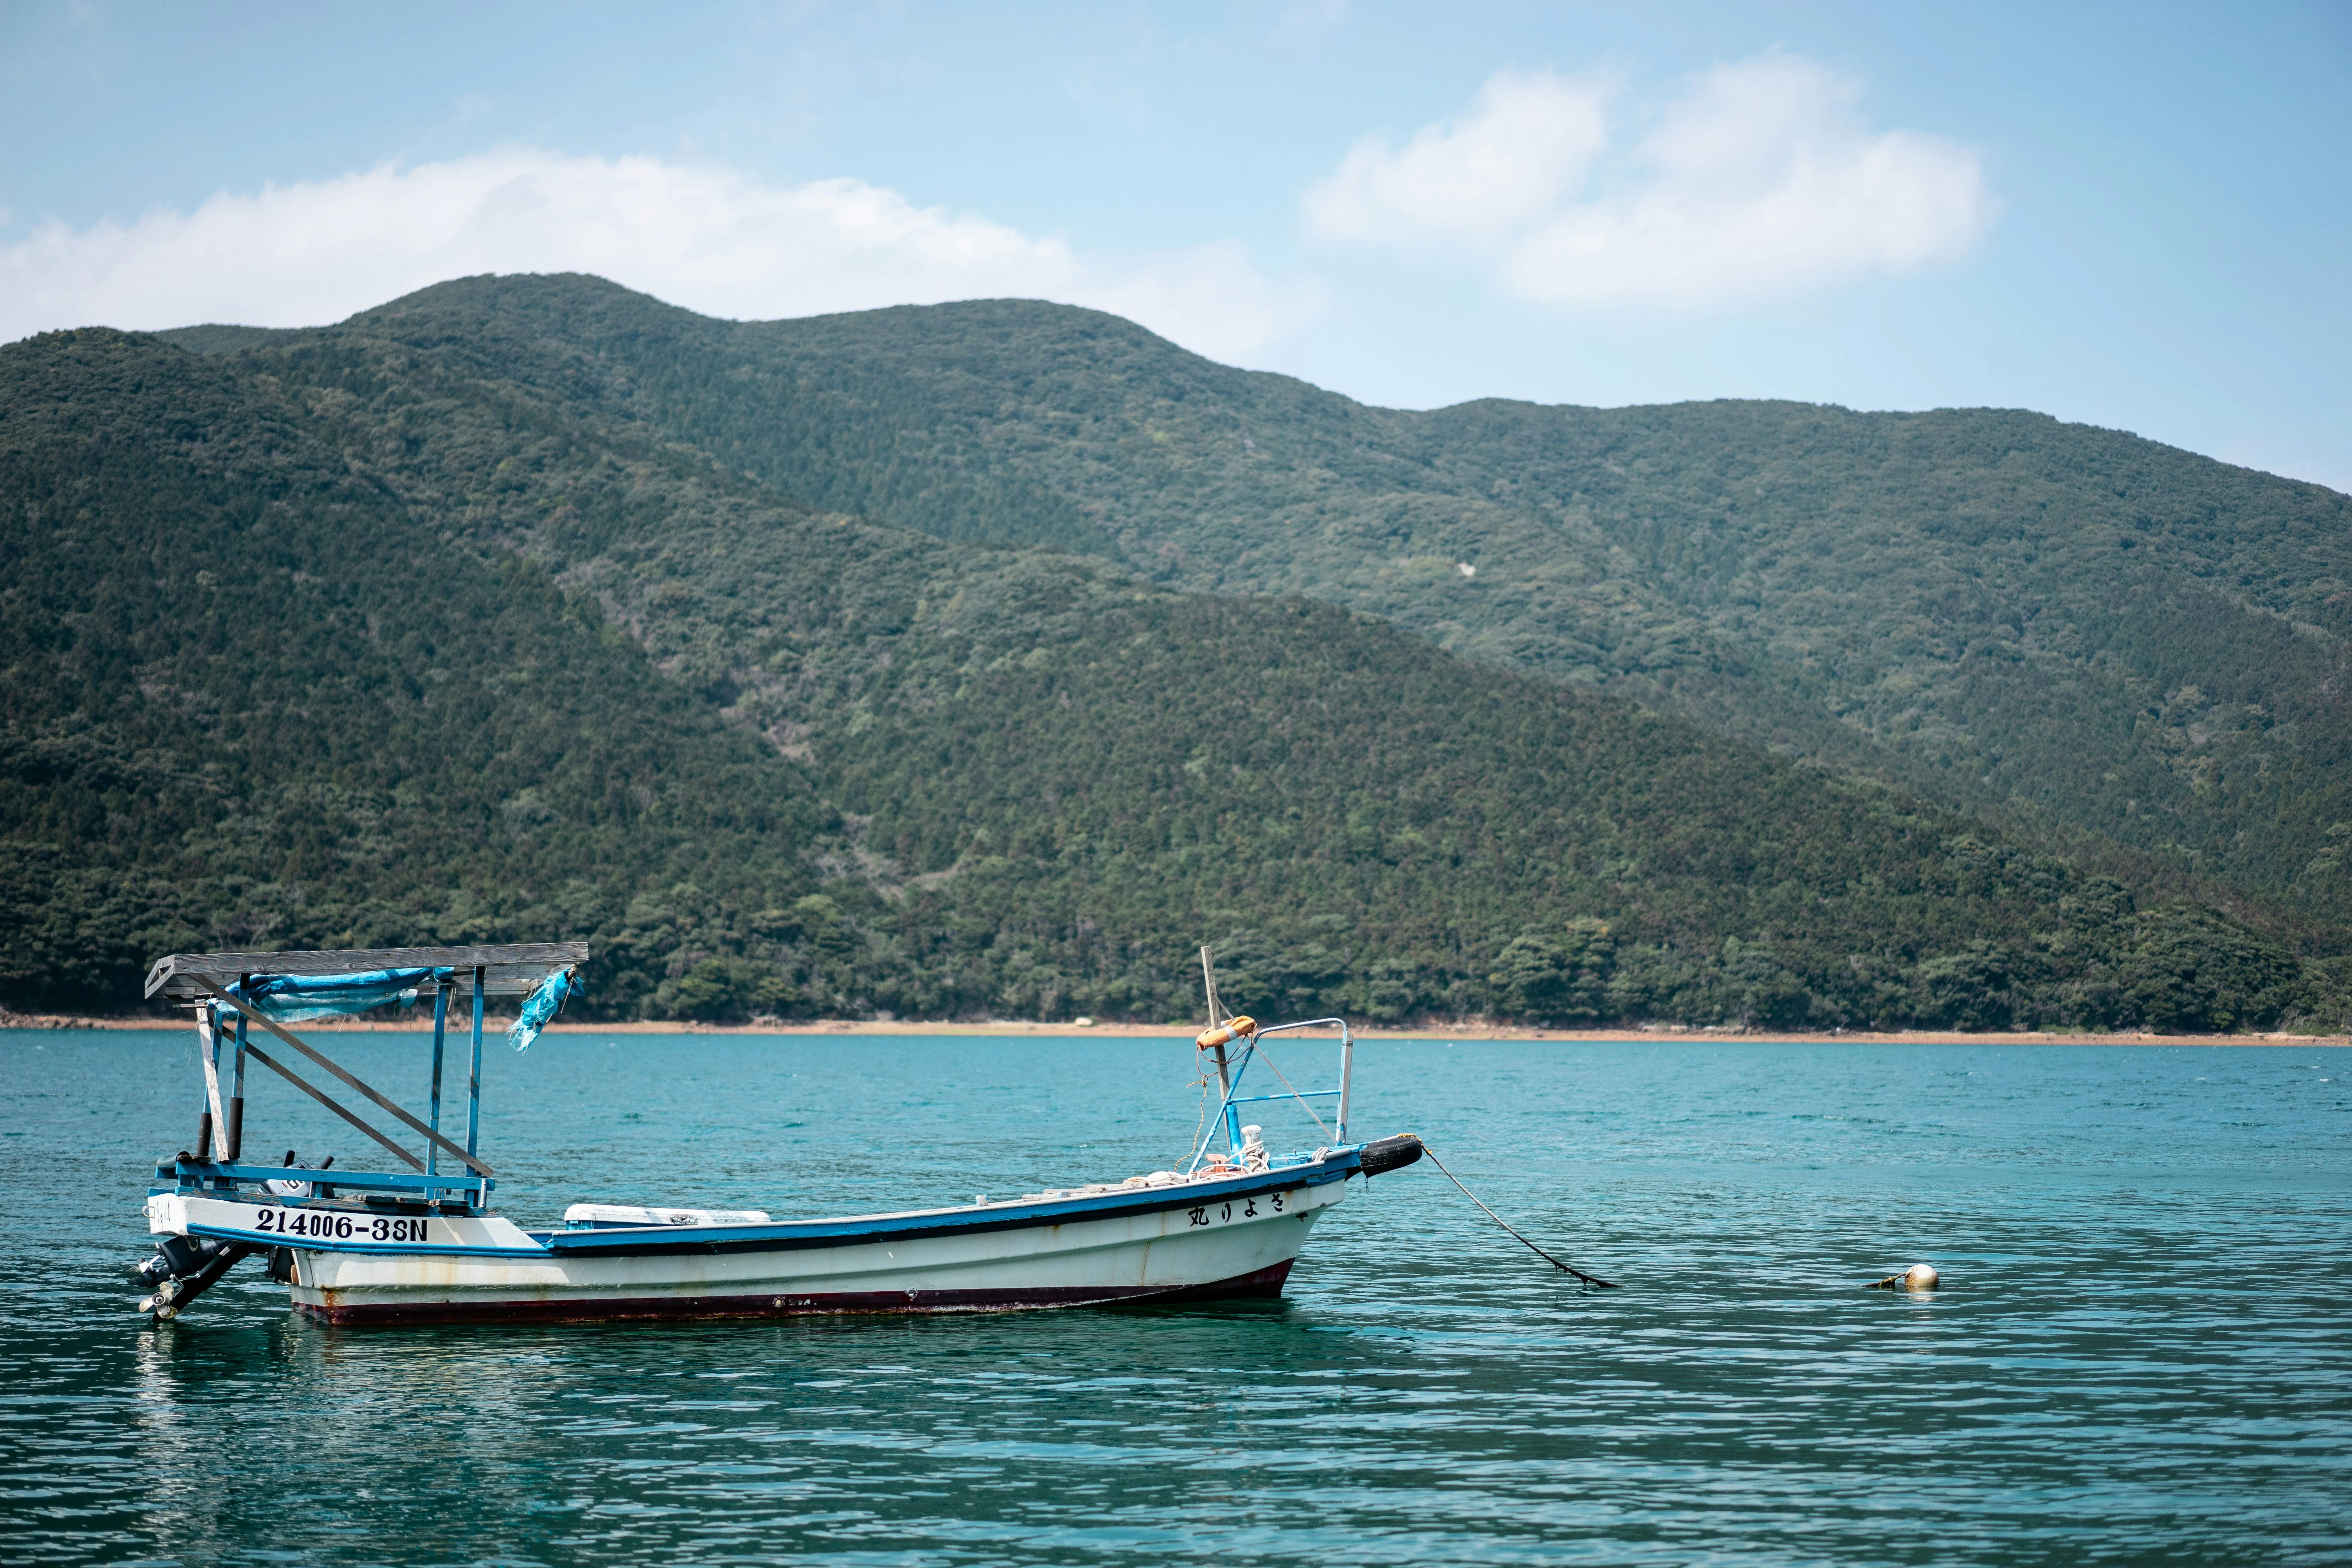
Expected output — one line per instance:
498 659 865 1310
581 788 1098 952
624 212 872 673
815 592 2313 1033
0 328 829 1014
285 274 2352 930
0 309 2302 1030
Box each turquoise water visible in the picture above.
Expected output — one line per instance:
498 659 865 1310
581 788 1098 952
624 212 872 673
4 1029 2350 1565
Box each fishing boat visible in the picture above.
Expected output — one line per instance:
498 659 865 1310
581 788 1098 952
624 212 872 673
131 942 1422 1325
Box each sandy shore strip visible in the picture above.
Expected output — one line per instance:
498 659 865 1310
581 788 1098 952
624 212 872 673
3 1011 2342 1045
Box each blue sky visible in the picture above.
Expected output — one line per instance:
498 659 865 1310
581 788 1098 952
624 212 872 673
4 1 2347 489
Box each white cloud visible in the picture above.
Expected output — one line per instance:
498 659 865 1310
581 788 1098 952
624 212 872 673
0 148 1323 363
1303 68 1610 253
1304 55 1994 310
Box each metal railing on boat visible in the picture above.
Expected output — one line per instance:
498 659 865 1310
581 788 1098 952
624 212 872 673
144 943 584 1210
1184 1016 1356 1175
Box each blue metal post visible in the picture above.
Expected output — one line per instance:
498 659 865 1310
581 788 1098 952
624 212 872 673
1223 1050 1247 1152
466 965 484 1199
1336 1024 1352 1143
427 980 448 1187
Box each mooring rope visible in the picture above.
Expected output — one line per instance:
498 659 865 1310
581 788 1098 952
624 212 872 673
1182 1066 1212 1169
1420 1143 1620 1289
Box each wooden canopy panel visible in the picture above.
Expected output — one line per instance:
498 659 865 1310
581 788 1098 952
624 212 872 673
144 942 588 1000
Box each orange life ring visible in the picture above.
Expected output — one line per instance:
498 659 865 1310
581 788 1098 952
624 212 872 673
1195 1015 1258 1051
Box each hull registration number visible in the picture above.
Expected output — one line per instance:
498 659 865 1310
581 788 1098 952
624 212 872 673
247 1207 434 1244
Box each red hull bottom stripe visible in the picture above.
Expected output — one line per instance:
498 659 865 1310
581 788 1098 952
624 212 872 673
299 1259 1298 1326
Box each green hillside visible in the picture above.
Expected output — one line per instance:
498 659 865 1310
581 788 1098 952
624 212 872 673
0 305 2301 1030
0 328 828 1015
283 275 2352 930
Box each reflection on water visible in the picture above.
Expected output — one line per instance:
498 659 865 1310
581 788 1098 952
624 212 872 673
5 1032 2350 1564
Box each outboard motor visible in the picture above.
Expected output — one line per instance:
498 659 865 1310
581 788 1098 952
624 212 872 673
134 1149 332 1318
136 1240 257 1321
132 1232 249 1288
132 1234 209 1288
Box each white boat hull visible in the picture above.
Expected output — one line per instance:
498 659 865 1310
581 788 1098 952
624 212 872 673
149 1165 1354 1325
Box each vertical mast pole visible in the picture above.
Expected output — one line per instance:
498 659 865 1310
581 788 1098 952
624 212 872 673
227 986 249 1162
195 1004 223 1164
1200 946 1237 1154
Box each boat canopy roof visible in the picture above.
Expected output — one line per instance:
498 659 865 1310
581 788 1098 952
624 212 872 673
145 943 588 1001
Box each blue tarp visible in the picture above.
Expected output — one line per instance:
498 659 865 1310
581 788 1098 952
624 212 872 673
508 968 575 1052
223 967 452 1024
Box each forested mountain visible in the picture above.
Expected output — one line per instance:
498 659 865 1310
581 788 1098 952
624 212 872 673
0 328 829 1013
261 274 2352 931
2 284 2340 1029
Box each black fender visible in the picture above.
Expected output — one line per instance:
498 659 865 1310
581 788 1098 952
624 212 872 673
1358 1133 1425 1177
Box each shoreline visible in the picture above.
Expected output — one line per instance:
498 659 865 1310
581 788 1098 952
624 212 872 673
3 1013 2343 1046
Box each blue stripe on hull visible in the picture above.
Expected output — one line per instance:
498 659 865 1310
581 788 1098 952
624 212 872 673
539 1161 1353 1258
